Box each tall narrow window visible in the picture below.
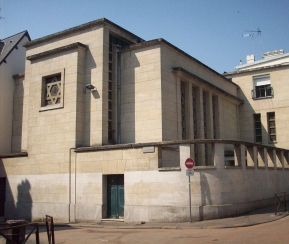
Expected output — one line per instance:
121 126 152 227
267 112 276 142
254 114 262 143
181 82 186 139
108 35 114 143
192 86 198 162
212 95 218 139
108 35 130 143
203 91 208 165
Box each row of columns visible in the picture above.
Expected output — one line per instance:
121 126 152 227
177 77 220 166
174 143 289 169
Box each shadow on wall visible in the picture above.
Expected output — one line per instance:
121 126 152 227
1 167 32 221
16 179 32 221
199 172 212 221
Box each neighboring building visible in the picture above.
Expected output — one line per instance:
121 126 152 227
224 50 289 149
0 19 289 223
0 31 31 154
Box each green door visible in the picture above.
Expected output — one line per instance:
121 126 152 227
107 175 124 218
0 177 6 216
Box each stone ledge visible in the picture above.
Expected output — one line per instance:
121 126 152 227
0 152 28 158
158 167 181 172
225 166 242 169
194 166 216 170
26 42 87 61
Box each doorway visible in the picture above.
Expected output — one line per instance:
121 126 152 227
0 177 6 217
107 175 124 219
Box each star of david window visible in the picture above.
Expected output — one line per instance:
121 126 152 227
40 72 64 111
45 75 61 105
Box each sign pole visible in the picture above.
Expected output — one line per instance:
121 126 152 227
189 175 192 223
185 157 195 223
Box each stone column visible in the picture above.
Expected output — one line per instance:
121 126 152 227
213 143 224 169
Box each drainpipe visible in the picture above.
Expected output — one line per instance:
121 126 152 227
69 147 76 223
116 47 121 144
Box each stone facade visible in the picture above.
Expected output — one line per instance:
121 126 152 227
1 19 289 223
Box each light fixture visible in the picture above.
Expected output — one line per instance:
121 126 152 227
84 84 95 93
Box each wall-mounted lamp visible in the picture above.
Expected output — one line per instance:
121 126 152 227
84 84 95 94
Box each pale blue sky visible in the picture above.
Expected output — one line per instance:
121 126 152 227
0 0 288 73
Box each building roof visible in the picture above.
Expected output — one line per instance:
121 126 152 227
235 52 289 71
23 18 144 48
0 30 31 65
224 63 289 76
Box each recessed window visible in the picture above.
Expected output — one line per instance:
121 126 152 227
40 70 64 111
254 114 262 143
252 75 273 99
267 112 276 142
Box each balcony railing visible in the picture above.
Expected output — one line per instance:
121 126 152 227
252 86 274 99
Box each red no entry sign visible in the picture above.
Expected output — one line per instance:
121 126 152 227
185 158 195 169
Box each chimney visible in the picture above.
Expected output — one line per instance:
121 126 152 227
246 54 255 64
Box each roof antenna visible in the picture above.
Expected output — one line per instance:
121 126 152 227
243 28 263 58
0 8 5 39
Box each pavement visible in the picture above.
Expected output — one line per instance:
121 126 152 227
1 204 288 230
56 204 289 230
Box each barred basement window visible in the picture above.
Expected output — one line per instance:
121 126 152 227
254 114 262 143
40 71 64 111
267 112 276 142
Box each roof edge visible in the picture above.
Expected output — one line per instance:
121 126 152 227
23 18 144 48
224 63 289 76
122 38 235 85
26 42 88 61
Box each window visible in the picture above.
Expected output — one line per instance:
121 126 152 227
108 34 130 143
254 114 262 143
181 81 186 139
267 112 276 142
252 75 273 99
40 71 64 111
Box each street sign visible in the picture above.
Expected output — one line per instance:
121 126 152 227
185 158 195 169
186 169 194 176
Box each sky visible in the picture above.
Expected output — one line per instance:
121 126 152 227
0 0 288 73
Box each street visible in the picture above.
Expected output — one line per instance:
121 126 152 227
24 216 289 244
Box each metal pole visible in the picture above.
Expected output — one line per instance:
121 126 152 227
189 175 192 223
